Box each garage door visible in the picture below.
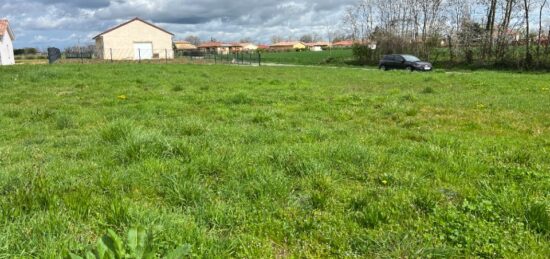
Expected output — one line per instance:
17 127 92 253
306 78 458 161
134 42 153 60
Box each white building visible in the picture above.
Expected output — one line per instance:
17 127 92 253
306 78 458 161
0 19 15 65
93 17 174 60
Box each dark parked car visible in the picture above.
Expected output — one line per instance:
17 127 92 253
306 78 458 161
379 54 433 71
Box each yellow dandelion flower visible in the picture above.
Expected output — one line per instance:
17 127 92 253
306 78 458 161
117 95 127 100
382 180 388 185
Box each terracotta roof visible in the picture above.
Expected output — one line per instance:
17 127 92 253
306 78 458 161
174 41 197 50
257 44 269 49
93 17 174 39
227 42 243 47
0 19 15 39
198 42 225 48
333 40 355 46
305 42 330 47
270 41 304 47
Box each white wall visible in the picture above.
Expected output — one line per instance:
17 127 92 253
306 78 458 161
0 33 15 65
97 20 174 60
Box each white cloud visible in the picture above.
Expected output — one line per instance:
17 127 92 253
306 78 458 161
4 0 356 48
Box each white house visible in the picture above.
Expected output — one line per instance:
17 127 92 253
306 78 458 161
240 43 258 51
0 19 15 65
305 42 331 52
93 17 174 60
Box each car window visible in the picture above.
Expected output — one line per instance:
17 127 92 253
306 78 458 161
383 55 393 61
402 55 421 62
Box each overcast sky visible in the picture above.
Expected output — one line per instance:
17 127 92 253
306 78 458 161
1 0 355 49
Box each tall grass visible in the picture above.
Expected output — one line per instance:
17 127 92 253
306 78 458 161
0 63 548 257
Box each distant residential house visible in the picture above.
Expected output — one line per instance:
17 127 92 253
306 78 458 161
0 19 15 65
490 26 521 44
305 42 331 51
174 40 197 50
537 35 549 45
225 43 258 53
333 40 354 48
93 17 174 60
197 42 230 54
269 41 307 51
240 43 258 51
257 44 270 51
333 40 376 49
228 43 244 53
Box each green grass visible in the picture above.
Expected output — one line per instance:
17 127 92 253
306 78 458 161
261 49 354 66
0 64 549 257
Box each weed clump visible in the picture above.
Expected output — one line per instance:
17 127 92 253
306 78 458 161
421 86 435 94
225 92 253 105
269 148 319 177
100 121 191 163
56 115 74 130
172 85 184 92
251 112 274 124
4 110 21 118
116 131 190 164
101 120 134 144
178 120 206 136
526 202 550 236
401 93 417 102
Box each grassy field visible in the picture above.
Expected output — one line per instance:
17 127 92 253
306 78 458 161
261 49 354 66
0 64 549 257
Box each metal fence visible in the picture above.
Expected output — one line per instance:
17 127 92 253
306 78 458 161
52 48 262 66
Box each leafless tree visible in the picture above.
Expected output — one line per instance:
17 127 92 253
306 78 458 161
270 35 284 44
184 35 201 46
239 37 253 43
524 0 533 65
495 0 517 61
485 0 498 58
537 0 548 56
344 0 549 68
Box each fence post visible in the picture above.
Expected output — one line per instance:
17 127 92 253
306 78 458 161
79 47 83 64
165 49 168 64
258 52 261 66
110 48 113 63
138 48 141 63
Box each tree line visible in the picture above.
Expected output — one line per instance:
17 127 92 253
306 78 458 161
344 0 549 69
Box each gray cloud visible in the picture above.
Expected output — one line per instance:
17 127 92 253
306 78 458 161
27 0 111 9
1 0 355 48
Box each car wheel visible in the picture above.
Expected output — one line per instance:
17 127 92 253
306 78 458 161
406 66 413 72
380 65 387 71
